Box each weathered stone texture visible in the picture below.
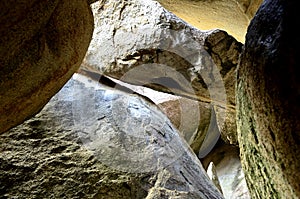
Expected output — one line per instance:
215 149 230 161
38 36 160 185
83 0 242 154
236 0 300 198
203 30 242 146
0 0 94 134
0 74 224 199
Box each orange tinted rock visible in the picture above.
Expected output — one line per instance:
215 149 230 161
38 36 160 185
0 0 94 133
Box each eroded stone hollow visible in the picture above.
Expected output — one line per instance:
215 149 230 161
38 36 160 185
157 0 263 43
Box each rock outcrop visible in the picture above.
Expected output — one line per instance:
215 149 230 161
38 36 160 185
236 0 300 198
82 0 242 157
0 74 224 199
0 0 94 134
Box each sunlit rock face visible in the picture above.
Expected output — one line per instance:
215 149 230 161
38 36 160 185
236 0 300 198
236 0 264 18
0 0 94 134
158 0 262 43
157 0 263 43
0 74 224 199
82 0 242 157
202 141 251 199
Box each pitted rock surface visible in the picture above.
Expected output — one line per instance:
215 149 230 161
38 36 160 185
0 74 224 199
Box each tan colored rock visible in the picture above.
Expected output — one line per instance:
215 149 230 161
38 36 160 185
236 0 263 18
157 0 263 43
0 0 94 134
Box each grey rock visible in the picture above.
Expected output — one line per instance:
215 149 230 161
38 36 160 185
207 162 223 194
157 98 212 155
0 74 224 199
202 142 250 199
83 0 242 155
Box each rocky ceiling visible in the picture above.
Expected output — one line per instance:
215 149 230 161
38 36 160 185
157 0 263 43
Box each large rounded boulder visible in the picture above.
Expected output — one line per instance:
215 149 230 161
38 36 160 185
0 0 94 133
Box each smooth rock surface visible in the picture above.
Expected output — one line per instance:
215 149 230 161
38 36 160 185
202 141 250 199
157 98 212 154
0 74 224 199
206 162 223 195
158 0 263 43
0 0 94 134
